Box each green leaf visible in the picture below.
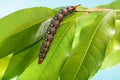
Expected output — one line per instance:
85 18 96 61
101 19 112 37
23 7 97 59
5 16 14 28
101 50 120 69
105 20 120 56
60 11 115 80
98 0 120 9
101 20 120 69
72 12 101 48
1 18 52 80
0 55 12 80
98 0 120 19
17 12 81 80
2 42 41 80
0 7 55 58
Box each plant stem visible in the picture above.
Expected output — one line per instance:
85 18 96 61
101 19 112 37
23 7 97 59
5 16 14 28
76 8 120 12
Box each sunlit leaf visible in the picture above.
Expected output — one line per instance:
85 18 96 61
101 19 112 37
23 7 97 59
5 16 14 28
101 50 120 69
0 7 55 58
101 20 120 69
17 12 82 80
72 12 100 48
0 1 119 80
98 0 120 19
2 42 41 80
0 55 12 80
1 18 52 80
60 11 115 80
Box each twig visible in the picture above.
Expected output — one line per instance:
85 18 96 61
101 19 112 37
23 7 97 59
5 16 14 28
76 8 120 12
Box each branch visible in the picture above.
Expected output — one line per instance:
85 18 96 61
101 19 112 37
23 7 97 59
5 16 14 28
76 8 120 12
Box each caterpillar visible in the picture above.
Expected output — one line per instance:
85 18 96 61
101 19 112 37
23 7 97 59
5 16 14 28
38 4 80 64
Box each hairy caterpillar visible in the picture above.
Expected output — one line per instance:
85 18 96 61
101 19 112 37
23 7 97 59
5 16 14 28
38 4 80 64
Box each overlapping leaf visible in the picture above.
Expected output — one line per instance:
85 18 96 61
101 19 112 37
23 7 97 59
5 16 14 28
1 18 53 80
2 42 41 80
0 7 56 80
0 1 119 80
98 0 120 19
101 20 120 69
17 12 83 80
0 55 11 80
60 11 115 80
0 7 56 58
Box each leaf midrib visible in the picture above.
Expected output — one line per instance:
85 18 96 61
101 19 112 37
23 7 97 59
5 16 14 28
73 13 108 80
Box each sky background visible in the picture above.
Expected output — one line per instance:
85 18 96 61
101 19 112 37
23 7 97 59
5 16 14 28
0 0 115 18
1 0 120 80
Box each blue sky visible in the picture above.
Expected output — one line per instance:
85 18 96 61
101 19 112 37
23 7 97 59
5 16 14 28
1 0 120 80
0 0 114 18
92 63 120 80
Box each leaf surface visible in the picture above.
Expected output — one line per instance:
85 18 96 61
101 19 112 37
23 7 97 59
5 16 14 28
1 18 53 80
0 7 55 80
17 12 82 80
0 7 55 58
0 55 11 80
60 11 115 80
101 20 120 69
